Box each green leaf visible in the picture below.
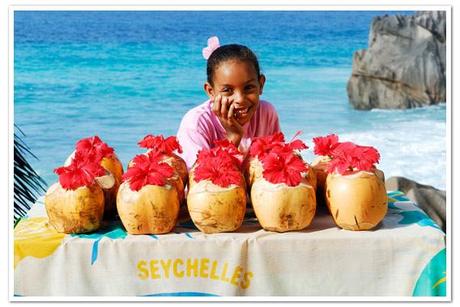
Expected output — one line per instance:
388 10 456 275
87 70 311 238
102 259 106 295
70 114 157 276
14 124 47 225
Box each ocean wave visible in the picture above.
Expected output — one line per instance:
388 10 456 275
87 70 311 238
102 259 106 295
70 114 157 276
299 119 446 190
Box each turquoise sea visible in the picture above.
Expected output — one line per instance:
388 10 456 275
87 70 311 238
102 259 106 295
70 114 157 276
14 11 446 190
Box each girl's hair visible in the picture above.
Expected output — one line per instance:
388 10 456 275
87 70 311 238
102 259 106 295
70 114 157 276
206 44 261 85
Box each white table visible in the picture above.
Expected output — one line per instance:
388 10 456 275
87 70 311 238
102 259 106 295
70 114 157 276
14 191 446 297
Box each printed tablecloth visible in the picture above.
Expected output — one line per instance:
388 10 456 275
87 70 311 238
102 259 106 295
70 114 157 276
14 191 446 297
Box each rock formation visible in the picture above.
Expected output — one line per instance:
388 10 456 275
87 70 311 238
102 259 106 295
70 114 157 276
385 176 446 232
347 11 446 109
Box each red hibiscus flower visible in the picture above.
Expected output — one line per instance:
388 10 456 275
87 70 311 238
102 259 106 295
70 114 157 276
75 136 115 163
326 142 380 175
287 139 309 152
194 155 242 187
122 151 174 191
196 148 234 166
138 134 183 154
355 145 380 169
287 130 309 151
249 132 308 160
270 139 309 156
261 151 308 187
196 148 218 161
212 139 244 167
327 155 352 174
196 140 243 169
249 132 286 159
54 151 106 190
312 134 339 157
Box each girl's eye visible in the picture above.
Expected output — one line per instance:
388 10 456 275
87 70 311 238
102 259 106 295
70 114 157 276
245 85 255 91
221 88 232 93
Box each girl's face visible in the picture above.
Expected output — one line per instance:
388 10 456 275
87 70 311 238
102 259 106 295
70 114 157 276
205 60 265 126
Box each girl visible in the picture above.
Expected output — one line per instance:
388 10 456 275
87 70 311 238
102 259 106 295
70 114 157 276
176 36 281 169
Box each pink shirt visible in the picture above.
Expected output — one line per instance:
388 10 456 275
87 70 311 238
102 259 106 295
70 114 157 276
176 99 281 169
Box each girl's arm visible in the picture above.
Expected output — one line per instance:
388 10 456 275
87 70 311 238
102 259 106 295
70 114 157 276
176 124 212 170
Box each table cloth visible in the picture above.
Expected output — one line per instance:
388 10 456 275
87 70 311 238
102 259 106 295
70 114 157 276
14 191 446 297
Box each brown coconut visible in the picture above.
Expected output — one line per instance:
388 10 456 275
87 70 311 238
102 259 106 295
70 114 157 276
246 151 313 188
251 177 316 232
45 182 105 234
311 155 331 211
311 155 330 191
100 155 124 216
160 155 187 203
116 182 180 234
304 164 317 191
65 151 124 216
163 153 188 187
167 174 185 204
128 152 187 184
128 153 186 204
325 170 388 231
187 176 246 234
245 156 264 188
188 164 198 188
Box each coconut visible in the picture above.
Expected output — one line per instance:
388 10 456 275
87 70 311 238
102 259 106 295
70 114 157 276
45 182 105 234
186 140 248 233
128 152 187 183
248 136 314 232
65 150 123 216
128 153 186 203
311 155 330 191
245 152 312 189
304 164 317 191
245 156 264 188
374 168 385 182
47 151 109 233
246 132 286 187
116 182 180 235
311 155 331 211
251 177 316 232
325 170 388 231
117 150 181 234
152 154 186 203
167 173 185 203
95 171 116 189
187 177 246 234
163 153 188 187
188 164 197 187
100 155 123 215
136 134 188 187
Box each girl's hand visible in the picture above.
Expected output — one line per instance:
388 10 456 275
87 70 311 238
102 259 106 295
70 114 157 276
211 95 244 146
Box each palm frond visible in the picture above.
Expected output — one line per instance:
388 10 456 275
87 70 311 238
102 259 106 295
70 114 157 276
14 124 47 226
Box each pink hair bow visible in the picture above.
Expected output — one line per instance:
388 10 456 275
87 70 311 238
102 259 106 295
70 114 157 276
202 36 220 60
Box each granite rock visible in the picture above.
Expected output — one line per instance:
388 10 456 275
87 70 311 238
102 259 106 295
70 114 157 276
347 11 446 109
385 176 446 232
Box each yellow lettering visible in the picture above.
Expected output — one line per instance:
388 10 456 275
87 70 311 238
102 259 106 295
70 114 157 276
150 259 160 279
186 258 199 277
200 258 210 278
240 271 253 289
173 258 184 278
210 260 219 280
137 260 149 280
138 258 251 286
231 266 243 286
220 262 230 282
160 259 172 279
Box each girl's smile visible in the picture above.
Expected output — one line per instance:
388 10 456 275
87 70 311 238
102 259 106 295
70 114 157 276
205 59 265 126
234 106 253 120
